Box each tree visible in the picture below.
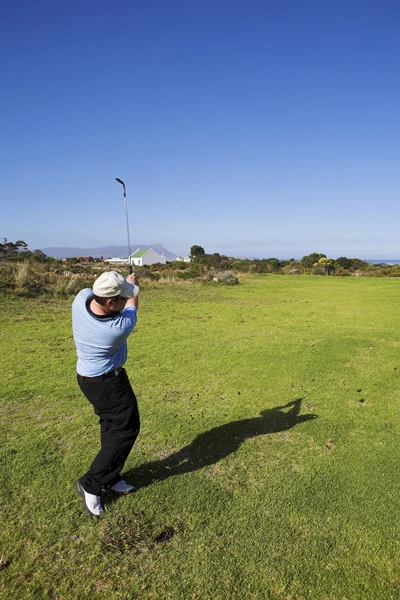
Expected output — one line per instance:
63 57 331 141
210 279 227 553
301 252 326 268
267 258 282 272
335 257 353 270
314 257 335 275
32 249 47 262
6 242 17 253
190 245 205 260
15 240 28 252
350 258 369 271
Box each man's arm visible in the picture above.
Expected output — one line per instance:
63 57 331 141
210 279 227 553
125 273 139 310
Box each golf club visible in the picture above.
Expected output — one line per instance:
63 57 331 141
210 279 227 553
115 178 133 274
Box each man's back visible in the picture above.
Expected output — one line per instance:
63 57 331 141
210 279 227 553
72 288 137 376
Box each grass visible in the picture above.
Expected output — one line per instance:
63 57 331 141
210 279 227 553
1 274 400 599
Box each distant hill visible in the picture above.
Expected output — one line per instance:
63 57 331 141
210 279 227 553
41 244 178 261
367 259 400 265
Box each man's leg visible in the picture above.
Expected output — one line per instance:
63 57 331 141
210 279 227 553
77 370 140 495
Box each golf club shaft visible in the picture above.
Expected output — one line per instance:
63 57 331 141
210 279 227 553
116 178 133 274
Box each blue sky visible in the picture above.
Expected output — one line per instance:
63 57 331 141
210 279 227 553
1 0 399 258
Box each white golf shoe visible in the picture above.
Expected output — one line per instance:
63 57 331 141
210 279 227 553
76 481 104 517
110 480 134 495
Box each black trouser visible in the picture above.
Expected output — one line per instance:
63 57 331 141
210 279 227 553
77 368 140 495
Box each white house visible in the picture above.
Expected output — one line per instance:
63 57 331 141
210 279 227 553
175 256 191 263
104 257 129 266
130 248 167 266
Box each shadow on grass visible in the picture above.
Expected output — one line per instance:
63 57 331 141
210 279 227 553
120 398 317 493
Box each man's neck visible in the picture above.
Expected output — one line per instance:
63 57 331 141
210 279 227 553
90 299 111 316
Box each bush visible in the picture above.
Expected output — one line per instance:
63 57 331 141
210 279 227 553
334 266 351 277
176 265 203 280
311 267 326 276
301 252 326 268
135 268 158 281
230 260 250 273
335 257 353 270
0 265 14 292
287 269 301 275
207 270 239 285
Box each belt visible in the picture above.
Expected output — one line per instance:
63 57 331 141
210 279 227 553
78 368 123 381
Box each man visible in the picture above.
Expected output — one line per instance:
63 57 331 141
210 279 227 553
72 270 140 517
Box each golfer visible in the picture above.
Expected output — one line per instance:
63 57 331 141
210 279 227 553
72 271 140 517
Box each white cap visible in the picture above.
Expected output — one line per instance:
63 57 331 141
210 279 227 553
92 271 139 298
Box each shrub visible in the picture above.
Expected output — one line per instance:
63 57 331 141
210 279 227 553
12 262 43 296
230 260 250 273
135 268 158 281
335 257 353 270
14 262 29 291
334 266 351 277
176 265 203 280
311 267 326 276
301 252 326 268
286 269 301 275
48 273 93 297
0 265 14 292
208 270 239 285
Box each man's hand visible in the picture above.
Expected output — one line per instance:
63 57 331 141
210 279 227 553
126 272 139 287
126 272 139 309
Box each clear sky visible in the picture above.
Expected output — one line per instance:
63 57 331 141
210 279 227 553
1 0 399 258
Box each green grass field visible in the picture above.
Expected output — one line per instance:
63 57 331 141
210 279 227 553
1 274 400 599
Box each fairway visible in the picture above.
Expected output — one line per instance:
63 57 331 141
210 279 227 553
1 274 400 599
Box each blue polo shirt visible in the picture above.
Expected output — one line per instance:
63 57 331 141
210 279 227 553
72 289 137 377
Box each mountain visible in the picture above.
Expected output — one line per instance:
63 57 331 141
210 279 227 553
41 244 178 261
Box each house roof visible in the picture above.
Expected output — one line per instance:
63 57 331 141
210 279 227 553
131 249 150 258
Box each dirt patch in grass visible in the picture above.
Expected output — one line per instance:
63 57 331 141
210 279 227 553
100 513 176 556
